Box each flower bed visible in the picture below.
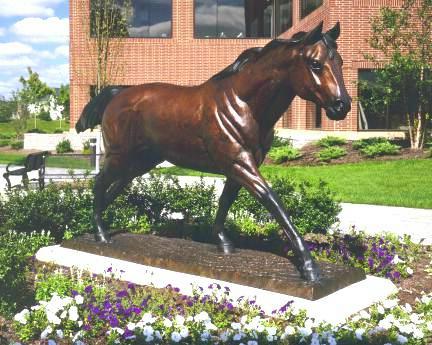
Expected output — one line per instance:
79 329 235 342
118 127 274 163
11 266 432 345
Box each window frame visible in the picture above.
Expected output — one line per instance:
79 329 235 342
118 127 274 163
88 0 173 39
300 0 323 19
193 0 293 39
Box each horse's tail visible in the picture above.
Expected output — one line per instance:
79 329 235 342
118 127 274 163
75 86 129 133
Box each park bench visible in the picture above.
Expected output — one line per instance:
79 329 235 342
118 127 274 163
3 151 49 190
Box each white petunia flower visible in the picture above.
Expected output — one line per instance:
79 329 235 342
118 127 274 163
195 311 210 323
171 331 181 343
74 341 85 345
41 326 53 339
413 327 424 339
247 341 258 345
266 326 277 336
298 327 312 337
14 309 29 325
392 255 404 264
201 330 211 341
404 303 413 313
359 310 370 319
231 322 242 330
127 322 136 331
421 295 431 304
396 333 408 344
220 331 230 341
410 313 421 324
163 318 173 328
383 299 399 309
233 333 243 341
406 267 413 275
377 305 385 314
74 295 84 305
56 329 64 339
284 325 295 335
355 328 365 340
68 306 79 322
175 315 185 326
145 335 154 342
180 327 189 338
154 330 162 339
142 325 154 337
426 321 432 331
48 340 56 345
267 335 274 342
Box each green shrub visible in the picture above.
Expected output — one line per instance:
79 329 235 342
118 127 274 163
316 146 347 162
39 111 51 121
268 146 302 164
10 140 24 150
26 128 47 134
271 135 292 148
352 137 388 150
82 140 91 154
360 142 400 158
0 139 9 147
316 136 346 148
56 139 73 153
54 128 64 134
0 231 53 315
230 176 341 236
0 132 14 139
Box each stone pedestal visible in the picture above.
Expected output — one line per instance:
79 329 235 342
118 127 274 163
36 233 397 324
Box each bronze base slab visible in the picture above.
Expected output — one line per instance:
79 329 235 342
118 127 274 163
62 233 366 301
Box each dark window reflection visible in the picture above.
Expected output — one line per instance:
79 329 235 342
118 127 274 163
300 0 323 18
90 0 172 38
195 0 292 38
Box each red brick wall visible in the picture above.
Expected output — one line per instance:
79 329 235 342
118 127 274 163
70 0 406 132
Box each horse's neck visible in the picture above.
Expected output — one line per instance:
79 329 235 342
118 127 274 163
230 66 296 132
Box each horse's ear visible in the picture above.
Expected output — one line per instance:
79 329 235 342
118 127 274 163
326 22 340 41
302 21 323 45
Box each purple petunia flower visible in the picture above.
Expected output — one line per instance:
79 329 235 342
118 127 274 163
109 316 119 328
116 290 128 298
71 290 79 297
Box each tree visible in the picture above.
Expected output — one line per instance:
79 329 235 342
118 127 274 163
364 0 432 149
79 0 131 95
57 84 70 121
18 67 55 128
0 96 17 123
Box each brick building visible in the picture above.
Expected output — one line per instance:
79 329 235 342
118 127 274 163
69 0 407 135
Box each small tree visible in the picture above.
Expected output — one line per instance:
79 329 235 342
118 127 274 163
57 84 70 122
18 67 54 129
364 0 432 149
78 0 131 96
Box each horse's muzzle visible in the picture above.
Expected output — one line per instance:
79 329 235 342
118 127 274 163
325 98 351 121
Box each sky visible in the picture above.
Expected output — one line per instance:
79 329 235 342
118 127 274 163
0 0 69 98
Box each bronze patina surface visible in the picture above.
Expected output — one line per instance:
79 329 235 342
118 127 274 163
75 21 351 282
62 233 365 301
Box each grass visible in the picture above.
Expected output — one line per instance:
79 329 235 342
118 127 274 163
0 152 93 170
160 160 432 209
1 152 431 209
0 119 68 135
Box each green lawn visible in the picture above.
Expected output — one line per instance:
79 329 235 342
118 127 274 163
0 119 68 136
159 159 432 209
1 152 431 209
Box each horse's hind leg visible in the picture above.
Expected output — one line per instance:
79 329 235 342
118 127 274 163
213 178 241 253
93 154 125 242
94 151 162 242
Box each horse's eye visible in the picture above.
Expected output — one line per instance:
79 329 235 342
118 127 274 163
310 60 323 71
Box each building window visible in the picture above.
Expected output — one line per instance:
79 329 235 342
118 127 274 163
300 0 323 18
90 0 172 38
194 0 292 38
358 69 407 130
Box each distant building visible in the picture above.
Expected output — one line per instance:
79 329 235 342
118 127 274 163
70 0 408 134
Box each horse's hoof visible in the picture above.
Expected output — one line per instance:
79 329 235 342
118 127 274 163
95 233 112 243
299 260 321 282
218 241 235 254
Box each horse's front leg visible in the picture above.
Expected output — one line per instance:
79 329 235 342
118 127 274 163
213 178 241 253
228 154 320 282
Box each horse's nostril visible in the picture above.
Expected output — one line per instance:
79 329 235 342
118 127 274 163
334 100 344 112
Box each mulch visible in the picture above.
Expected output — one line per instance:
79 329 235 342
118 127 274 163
265 141 430 166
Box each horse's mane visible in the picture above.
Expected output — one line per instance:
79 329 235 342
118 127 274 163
210 32 307 81
210 30 338 81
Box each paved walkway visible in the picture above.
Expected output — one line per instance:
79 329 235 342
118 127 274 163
1 167 430 244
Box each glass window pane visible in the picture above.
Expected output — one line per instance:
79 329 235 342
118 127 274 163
90 0 172 38
194 0 273 38
195 0 217 38
301 0 323 18
276 0 292 35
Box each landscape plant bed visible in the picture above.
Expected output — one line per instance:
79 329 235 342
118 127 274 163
266 142 429 166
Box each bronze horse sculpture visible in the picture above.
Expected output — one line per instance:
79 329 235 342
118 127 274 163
76 22 351 282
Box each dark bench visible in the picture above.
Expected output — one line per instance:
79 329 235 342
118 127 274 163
3 151 49 190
